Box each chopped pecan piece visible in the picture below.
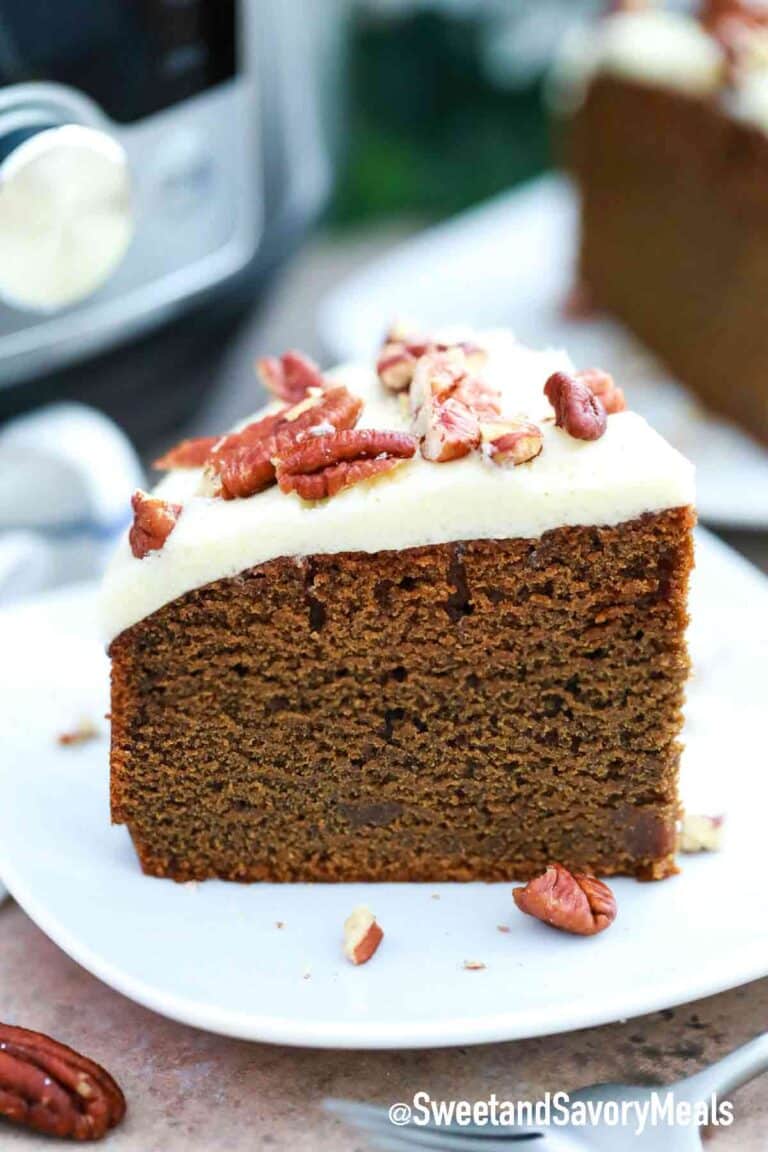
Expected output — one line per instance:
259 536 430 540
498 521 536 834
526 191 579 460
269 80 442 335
376 324 488 393
377 344 418 393
129 491 181 559
0 1022 125 1140
480 419 543 466
210 442 275 500
409 349 468 417
245 386 361 449
678 813 725 853
575 368 626 415
280 392 327 423
215 407 292 456
701 2 768 77
276 428 417 500
152 436 218 470
450 375 502 420
210 385 364 499
544 371 607 441
513 864 617 936
455 340 488 374
293 385 363 437
411 350 500 414
257 350 325 403
421 397 480 462
57 719 100 747
410 349 504 463
155 382 359 489
343 906 384 965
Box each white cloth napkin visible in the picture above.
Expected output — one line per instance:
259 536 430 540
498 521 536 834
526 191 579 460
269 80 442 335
0 403 144 904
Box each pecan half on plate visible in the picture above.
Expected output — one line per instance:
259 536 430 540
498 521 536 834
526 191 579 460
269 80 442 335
513 864 617 937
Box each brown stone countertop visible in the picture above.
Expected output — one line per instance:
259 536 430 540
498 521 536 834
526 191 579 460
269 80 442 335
1 902 766 1149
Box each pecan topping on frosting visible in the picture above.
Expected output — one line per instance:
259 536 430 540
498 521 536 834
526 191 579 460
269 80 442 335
257 350 325 403
377 344 419 394
544 371 608 441
210 443 276 501
450 375 502 420
154 350 343 479
210 385 364 499
421 397 480 462
575 368 626 415
411 349 503 462
409 348 468 417
276 429 417 500
480 419 543 466
153 436 219 470
376 324 487 393
137 338 629 534
129 491 181 559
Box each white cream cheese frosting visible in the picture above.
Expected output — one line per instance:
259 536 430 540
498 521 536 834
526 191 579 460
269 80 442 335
101 332 695 644
549 10 725 115
551 7 768 135
727 67 768 128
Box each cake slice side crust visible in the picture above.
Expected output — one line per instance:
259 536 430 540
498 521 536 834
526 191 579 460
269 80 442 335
109 507 695 883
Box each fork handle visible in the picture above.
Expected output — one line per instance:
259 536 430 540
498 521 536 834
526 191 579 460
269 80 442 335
675 1033 768 1104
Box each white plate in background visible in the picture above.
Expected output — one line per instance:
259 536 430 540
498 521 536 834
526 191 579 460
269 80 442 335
319 175 768 529
0 528 766 1048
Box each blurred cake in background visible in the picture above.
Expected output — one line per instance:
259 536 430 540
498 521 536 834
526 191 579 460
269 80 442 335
554 1 768 445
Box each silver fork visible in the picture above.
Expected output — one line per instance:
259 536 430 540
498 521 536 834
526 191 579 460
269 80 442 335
325 1032 768 1151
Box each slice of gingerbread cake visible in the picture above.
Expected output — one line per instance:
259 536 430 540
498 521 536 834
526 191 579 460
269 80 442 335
555 1 768 443
104 331 695 883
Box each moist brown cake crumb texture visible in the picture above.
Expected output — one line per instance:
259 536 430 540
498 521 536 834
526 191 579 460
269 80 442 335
109 507 694 883
574 75 768 445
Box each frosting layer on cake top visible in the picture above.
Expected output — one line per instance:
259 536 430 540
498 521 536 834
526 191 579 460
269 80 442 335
102 332 695 643
553 5 768 136
550 11 725 114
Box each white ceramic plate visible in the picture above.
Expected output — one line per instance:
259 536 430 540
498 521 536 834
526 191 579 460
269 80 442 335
0 528 766 1050
319 175 768 529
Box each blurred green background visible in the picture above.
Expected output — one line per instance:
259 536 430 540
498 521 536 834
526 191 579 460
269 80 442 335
331 1 589 223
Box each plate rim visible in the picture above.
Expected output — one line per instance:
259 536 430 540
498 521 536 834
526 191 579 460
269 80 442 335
2 849 767 1050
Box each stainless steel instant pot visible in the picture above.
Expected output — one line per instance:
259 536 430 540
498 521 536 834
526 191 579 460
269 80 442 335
0 0 344 436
